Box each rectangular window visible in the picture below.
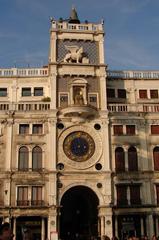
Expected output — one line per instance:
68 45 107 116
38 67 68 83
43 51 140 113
22 88 31 97
116 185 128 206
19 124 29 134
89 95 97 103
0 88 7 97
156 185 159 204
17 187 28 206
130 185 141 205
118 89 126 99
32 186 43 206
107 89 115 98
113 125 123 135
32 124 43 134
150 89 158 99
88 94 98 108
34 87 43 96
126 125 135 135
151 125 159 134
139 90 147 99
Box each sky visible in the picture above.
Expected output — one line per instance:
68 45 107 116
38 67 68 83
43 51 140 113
0 0 159 70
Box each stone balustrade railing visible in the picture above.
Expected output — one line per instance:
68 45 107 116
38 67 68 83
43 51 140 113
1 68 159 79
107 70 159 79
0 102 50 111
51 21 104 32
0 102 158 113
0 68 48 77
108 103 159 113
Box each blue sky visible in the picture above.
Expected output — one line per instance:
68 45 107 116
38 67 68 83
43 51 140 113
0 0 159 70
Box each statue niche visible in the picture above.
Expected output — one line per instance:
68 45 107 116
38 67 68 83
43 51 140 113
63 45 89 63
74 87 84 105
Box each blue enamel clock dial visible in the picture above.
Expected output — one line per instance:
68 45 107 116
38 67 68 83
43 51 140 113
63 131 95 162
70 137 89 156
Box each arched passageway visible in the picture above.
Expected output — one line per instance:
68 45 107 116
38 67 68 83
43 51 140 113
60 186 99 240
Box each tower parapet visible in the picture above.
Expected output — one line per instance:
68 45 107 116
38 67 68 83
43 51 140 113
50 18 104 32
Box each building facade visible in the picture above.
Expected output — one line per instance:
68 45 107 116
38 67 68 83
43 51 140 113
0 8 159 240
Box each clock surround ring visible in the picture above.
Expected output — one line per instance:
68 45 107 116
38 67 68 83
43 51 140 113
58 125 102 169
63 131 95 162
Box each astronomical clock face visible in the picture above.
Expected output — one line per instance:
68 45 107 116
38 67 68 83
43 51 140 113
63 131 95 161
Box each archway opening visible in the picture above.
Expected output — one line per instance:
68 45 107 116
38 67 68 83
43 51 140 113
60 186 99 240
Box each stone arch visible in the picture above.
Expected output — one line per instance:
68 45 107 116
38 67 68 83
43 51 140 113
59 185 99 240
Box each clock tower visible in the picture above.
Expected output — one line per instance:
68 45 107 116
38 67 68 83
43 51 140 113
49 7 111 239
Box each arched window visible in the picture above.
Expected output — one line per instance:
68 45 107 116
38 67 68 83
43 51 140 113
115 147 125 172
18 146 29 170
153 147 159 171
32 146 42 171
128 146 138 171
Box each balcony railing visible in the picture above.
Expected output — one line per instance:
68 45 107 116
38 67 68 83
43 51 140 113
0 102 50 111
117 199 142 207
17 200 29 206
117 200 128 206
17 168 44 172
107 70 159 79
108 103 159 113
0 102 159 113
17 200 45 207
51 21 104 32
0 68 48 77
31 200 45 206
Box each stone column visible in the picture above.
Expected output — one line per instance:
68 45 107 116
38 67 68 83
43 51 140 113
99 36 105 64
29 148 32 169
139 121 149 171
124 146 128 171
140 216 144 237
146 214 154 238
114 215 118 237
47 118 57 171
41 218 45 240
99 206 113 238
127 186 130 205
49 32 57 63
47 216 50 240
48 214 58 240
5 118 14 170
154 216 159 236
100 74 107 111
13 218 16 238
102 118 110 171
98 217 101 236
49 71 57 110
156 216 159 236
100 216 105 237
105 215 113 238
